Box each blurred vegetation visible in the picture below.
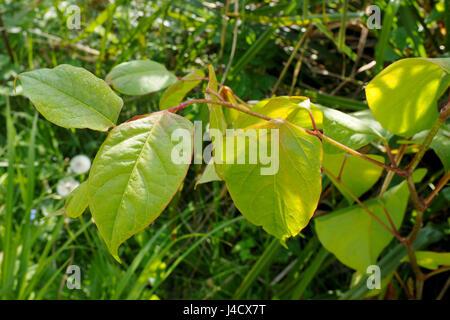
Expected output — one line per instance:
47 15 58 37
0 0 449 300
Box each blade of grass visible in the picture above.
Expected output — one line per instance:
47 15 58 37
1 96 16 298
233 237 281 299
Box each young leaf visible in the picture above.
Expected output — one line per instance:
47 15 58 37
315 169 427 272
366 58 450 137
65 181 89 218
322 153 385 204
19 64 123 131
320 106 379 153
159 69 205 110
195 161 223 188
88 111 193 261
216 120 322 242
106 60 178 96
206 65 227 134
235 96 323 130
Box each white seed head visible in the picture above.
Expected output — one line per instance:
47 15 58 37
56 177 80 197
70 154 91 174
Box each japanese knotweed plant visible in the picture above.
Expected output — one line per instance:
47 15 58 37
18 58 450 298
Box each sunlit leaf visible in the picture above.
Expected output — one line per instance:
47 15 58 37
19 64 123 131
216 120 322 241
88 111 193 261
366 58 450 137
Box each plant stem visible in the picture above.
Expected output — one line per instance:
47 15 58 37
309 130 409 177
407 97 449 173
322 167 404 242
424 172 450 208
166 97 408 177
167 98 273 121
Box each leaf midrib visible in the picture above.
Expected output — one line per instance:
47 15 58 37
22 73 115 127
110 112 165 246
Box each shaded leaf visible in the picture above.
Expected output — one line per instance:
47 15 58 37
323 152 385 204
65 181 89 218
106 60 178 96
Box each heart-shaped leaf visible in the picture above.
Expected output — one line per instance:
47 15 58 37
216 120 322 241
19 64 123 131
88 111 193 261
315 169 427 272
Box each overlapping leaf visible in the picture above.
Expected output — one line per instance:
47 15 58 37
366 58 450 137
216 120 322 241
65 181 89 218
320 106 379 153
159 69 205 109
88 111 193 261
106 60 178 95
322 153 385 204
19 64 123 131
315 169 427 272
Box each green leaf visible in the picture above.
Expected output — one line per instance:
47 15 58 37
88 111 193 261
235 97 323 130
65 181 89 218
315 180 409 272
413 124 450 172
195 162 222 188
366 58 450 137
216 120 322 241
412 251 450 270
322 153 385 204
320 106 378 153
350 109 393 141
159 69 205 110
106 60 178 96
19 64 123 131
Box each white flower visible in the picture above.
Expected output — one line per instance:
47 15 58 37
70 155 91 174
56 177 80 197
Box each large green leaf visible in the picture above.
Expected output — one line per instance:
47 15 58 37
216 120 322 241
106 60 178 96
88 111 193 261
315 169 427 272
366 58 450 137
234 96 323 130
19 64 123 131
322 153 385 204
413 124 450 172
65 181 89 218
159 69 205 110
320 106 379 153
